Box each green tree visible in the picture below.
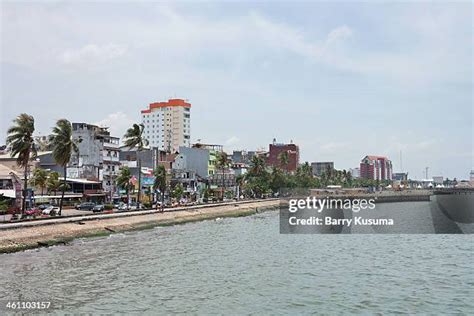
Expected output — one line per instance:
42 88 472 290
123 124 148 209
49 119 80 216
116 167 133 210
30 168 49 196
215 151 230 200
346 170 353 187
295 162 315 188
153 165 167 212
269 166 286 193
245 155 270 198
47 171 61 195
172 183 184 201
6 113 37 213
278 151 289 173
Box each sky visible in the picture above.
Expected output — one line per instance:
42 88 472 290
0 1 472 180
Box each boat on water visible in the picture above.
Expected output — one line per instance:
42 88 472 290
433 188 474 224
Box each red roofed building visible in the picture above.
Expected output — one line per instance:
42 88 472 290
141 99 191 152
360 155 393 181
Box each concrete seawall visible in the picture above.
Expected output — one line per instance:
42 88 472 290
0 200 279 254
308 191 432 203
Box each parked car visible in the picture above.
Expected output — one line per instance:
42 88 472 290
118 203 128 211
92 204 105 213
75 202 95 210
42 206 60 216
38 204 52 210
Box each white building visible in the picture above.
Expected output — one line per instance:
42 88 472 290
71 123 120 201
349 167 360 178
141 99 191 152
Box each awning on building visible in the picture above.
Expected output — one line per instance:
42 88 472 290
33 194 83 199
0 189 16 199
84 193 106 197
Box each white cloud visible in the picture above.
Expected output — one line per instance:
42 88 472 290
326 25 353 45
94 111 136 141
320 142 348 153
225 136 240 148
59 43 127 66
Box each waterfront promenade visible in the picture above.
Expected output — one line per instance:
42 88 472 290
0 199 279 253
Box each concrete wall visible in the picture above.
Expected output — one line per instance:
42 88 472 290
178 146 210 178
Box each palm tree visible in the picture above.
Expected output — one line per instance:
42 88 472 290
278 151 289 173
49 119 80 216
246 155 270 198
116 167 132 210
6 113 37 213
47 171 61 195
30 168 49 196
215 151 230 200
123 124 148 209
248 155 266 176
153 165 167 212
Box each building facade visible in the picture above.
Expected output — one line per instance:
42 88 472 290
392 172 408 181
102 134 121 200
141 99 191 152
266 141 299 172
360 155 393 181
348 167 360 179
311 162 335 177
70 123 120 201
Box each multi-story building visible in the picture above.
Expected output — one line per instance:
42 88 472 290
194 143 222 176
141 98 191 152
360 155 393 181
266 140 299 172
119 147 173 181
0 164 22 208
348 167 360 179
70 123 120 201
176 144 223 178
311 162 334 177
102 134 121 200
392 172 408 181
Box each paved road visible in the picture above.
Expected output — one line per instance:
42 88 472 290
0 199 279 230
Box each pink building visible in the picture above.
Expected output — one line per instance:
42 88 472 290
360 155 392 181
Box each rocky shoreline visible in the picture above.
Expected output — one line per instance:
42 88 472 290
0 200 279 254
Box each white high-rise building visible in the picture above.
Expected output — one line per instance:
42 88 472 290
141 99 191 152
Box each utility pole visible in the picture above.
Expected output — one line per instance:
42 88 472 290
400 150 403 172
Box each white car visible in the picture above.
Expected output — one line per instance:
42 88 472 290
42 206 60 216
